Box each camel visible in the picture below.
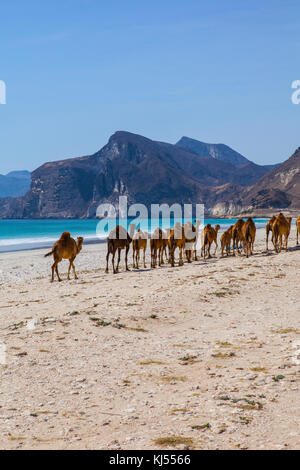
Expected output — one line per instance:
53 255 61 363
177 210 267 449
150 228 165 268
44 231 84 282
266 215 276 251
232 219 245 255
220 225 233 257
241 217 256 258
201 224 221 259
105 224 135 274
296 216 300 245
132 229 148 269
272 213 292 253
168 222 186 267
184 220 200 262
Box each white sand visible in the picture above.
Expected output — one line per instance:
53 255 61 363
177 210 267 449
0 227 299 450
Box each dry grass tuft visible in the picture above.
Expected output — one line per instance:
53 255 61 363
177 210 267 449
138 360 165 366
153 436 194 448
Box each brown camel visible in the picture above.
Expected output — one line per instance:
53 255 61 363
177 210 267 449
44 231 84 282
272 213 292 253
266 215 276 251
220 225 233 257
232 219 245 255
296 216 300 245
201 224 221 259
105 224 135 273
132 229 148 269
168 222 186 267
150 228 165 268
184 220 200 262
241 217 256 258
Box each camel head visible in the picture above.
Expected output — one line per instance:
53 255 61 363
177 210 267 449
215 224 221 233
76 237 84 253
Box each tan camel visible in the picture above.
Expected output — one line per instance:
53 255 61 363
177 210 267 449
266 215 276 251
272 213 292 253
44 231 84 282
105 224 135 273
150 228 165 268
296 216 300 245
241 217 256 258
201 224 221 259
232 219 245 255
132 229 148 269
184 220 200 262
220 225 233 257
168 222 186 267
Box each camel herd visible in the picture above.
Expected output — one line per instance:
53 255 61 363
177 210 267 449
45 213 299 281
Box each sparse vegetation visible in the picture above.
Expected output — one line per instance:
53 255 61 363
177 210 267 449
272 375 285 382
153 436 194 448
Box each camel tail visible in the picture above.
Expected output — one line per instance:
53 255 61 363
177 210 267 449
246 224 251 243
44 250 54 258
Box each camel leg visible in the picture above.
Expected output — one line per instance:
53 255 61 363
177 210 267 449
143 248 146 268
297 229 299 246
67 261 72 280
71 260 78 280
266 230 269 251
170 248 175 267
179 247 184 266
116 248 121 273
132 250 135 269
112 248 117 274
53 261 61 282
105 251 110 273
279 235 283 253
51 263 55 282
137 249 141 269
158 247 162 267
285 235 288 252
125 246 130 271
207 242 212 259
213 241 218 255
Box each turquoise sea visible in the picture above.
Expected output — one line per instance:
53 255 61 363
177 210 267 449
0 218 275 253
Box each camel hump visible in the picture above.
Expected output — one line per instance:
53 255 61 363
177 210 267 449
60 231 71 241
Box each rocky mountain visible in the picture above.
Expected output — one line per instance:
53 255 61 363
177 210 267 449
176 136 250 166
240 147 300 211
176 136 278 178
0 170 31 198
0 131 287 219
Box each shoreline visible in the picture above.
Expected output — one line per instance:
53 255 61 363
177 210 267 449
0 217 274 254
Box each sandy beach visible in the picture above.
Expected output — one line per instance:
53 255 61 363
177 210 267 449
0 227 299 450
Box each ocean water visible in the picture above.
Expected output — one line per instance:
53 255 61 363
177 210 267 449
0 218 272 253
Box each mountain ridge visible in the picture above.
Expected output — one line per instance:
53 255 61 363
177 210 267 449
0 132 295 218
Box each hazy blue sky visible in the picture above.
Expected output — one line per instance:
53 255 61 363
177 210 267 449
1 0 300 173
